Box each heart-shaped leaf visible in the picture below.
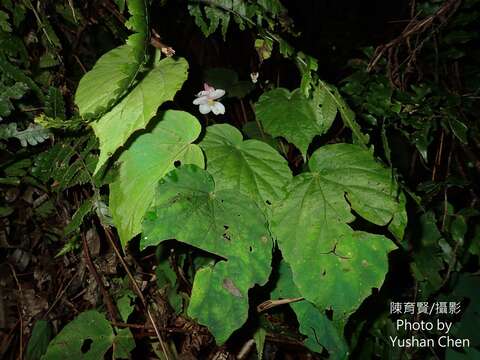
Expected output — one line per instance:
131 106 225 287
272 143 400 323
255 88 330 157
142 165 272 343
109 110 204 245
200 123 292 211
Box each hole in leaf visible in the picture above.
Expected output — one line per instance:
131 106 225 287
322 270 327 276
265 200 272 205
81 339 93 353
325 308 333 320
223 225 229 230
249 246 253 252
174 160 181 168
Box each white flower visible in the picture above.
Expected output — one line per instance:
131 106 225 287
193 83 226 115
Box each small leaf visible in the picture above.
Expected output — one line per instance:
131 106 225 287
112 328 135 359
64 200 94 236
45 87 66 120
448 118 468 144
116 291 136 322
316 80 369 148
14 124 50 147
0 10 12 32
42 310 113 360
0 57 43 101
388 191 408 241
26 320 52 360
255 88 330 157
253 327 267 360
0 81 29 119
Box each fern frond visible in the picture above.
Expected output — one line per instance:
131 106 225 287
32 135 98 191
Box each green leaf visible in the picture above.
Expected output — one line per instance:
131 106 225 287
255 38 273 62
45 87 66 120
64 200 94 236
74 0 149 117
451 274 480 347
32 136 97 191
316 80 369 148
411 213 445 295
0 56 43 101
116 290 136 322
0 81 28 119
272 261 348 359
142 165 272 344
0 10 11 32
112 328 135 359
448 118 468 144
272 144 399 323
200 123 292 211
16 125 50 147
42 310 113 360
92 57 189 174
242 121 279 150
0 206 13 217
312 82 337 127
253 327 267 360
446 348 480 360
114 0 126 12
109 110 204 245
188 3 230 39
255 88 330 157
75 45 138 116
9 123 50 147
26 320 52 360
388 191 408 241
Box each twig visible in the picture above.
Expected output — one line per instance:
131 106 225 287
432 130 445 181
237 339 255 359
81 233 118 322
151 30 176 57
8 264 23 360
44 273 76 317
368 0 462 87
103 227 171 360
257 297 304 312
73 54 87 74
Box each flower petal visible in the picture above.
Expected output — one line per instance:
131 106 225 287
199 103 212 114
204 83 215 92
209 89 226 99
196 90 210 97
211 101 225 115
193 96 208 105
